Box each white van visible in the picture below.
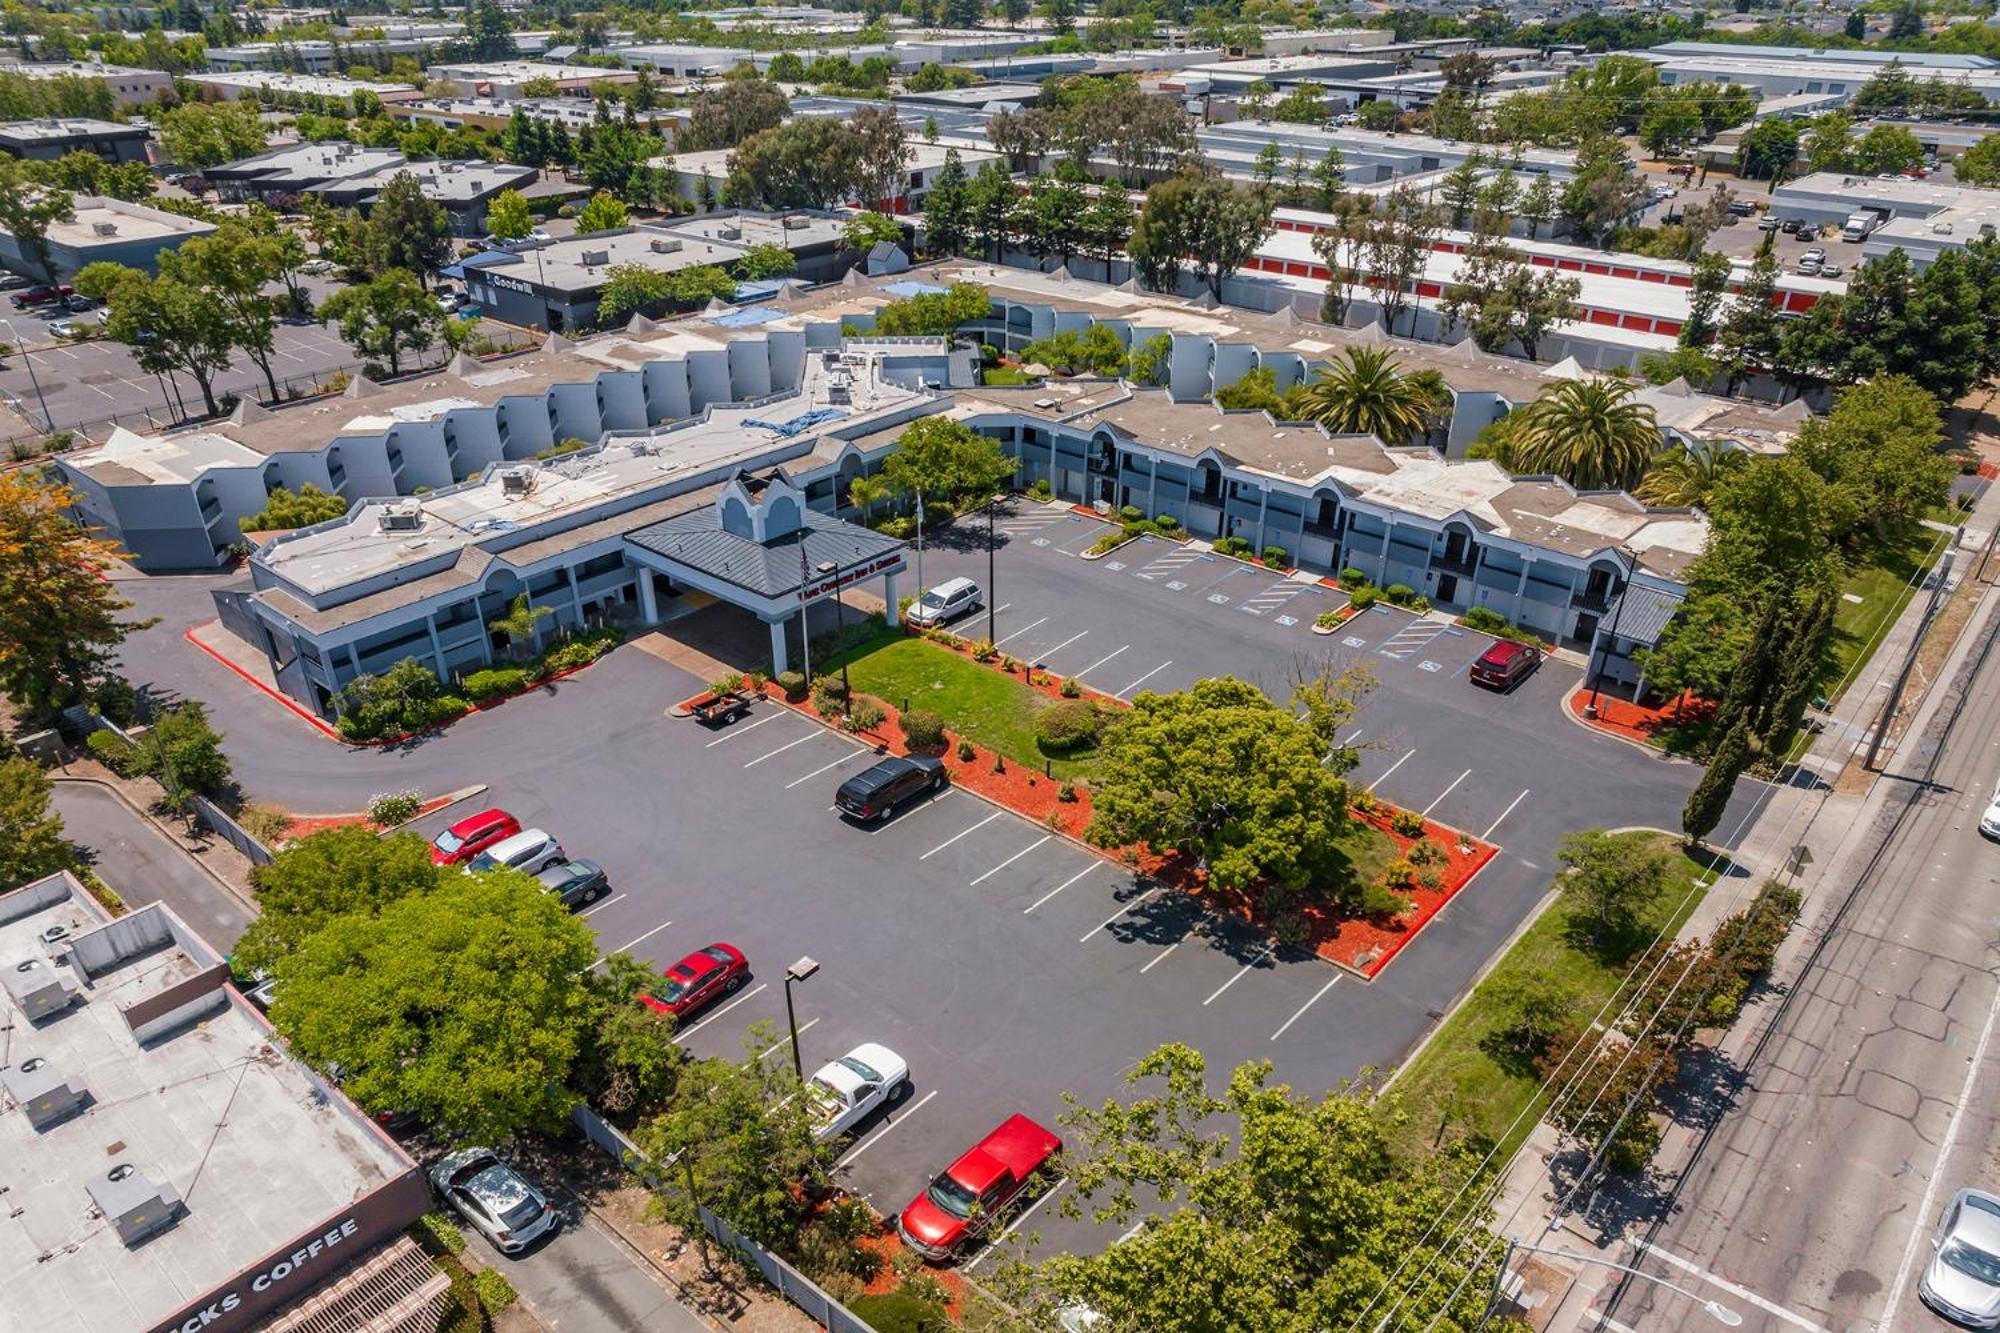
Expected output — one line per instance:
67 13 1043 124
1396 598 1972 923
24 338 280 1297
906 577 982 628
465 828 565 876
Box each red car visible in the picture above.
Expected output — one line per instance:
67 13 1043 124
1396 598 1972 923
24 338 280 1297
430 807 521 866
11 284 71 309
1469 639 1540 691
640 943 748 1019
897 1113 1062 1262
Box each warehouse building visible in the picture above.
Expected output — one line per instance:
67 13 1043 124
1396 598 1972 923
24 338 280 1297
7 61 173 107
0 194 216 280
0 871 443 1333
0 116 150 162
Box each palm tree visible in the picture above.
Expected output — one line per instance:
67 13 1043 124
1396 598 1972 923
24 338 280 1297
1296 347 1440 445
488 593 553 662
1509 378 1661 492
847 474 892 526
1635 442 1747 507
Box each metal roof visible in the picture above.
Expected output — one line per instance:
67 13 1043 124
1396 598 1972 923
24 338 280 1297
1607 582 1685 648
624 506 905 600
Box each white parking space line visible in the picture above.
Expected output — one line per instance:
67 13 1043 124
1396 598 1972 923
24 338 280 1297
577 893 627 918
1375 748 1416 786
967 1178 1070 1272
1483 789 1531 840
673 982 769 1043
870 788 950 832
836 1089 939 1168
995 615 1049 645
1202 945 1274 1005
1422 769 1472 816
969 835 1052 886
757 1016 821 1060
1114 661 1173 697
1073 644 1128 678
785 749 868 788
595 918 673 968
1038 629 1090 660
1635 1241 1832 1333
704 711 789 747
744 732 821 768
1270 975 1341 1040
1138 939 1185 973
919 810 1004 859
1080 887 1161 943
1024 863 1098 914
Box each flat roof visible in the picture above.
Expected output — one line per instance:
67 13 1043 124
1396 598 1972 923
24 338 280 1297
0 873 417 1333
186 69 413 96
429 59 638 81
42 195 219 248
11 62 164 80
323 157 537 205
210 142 406 184
1776 170 1978 210
1647 39 1999 69
0 117 143 141
69 424 264 485
480 223 749 294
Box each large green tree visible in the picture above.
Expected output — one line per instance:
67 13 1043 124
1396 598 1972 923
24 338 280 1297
1296 347 1442 445
0 158 71 284
161 223 288 403
1085 675 1367 906
1018 1045 1502 1332
234 826 441 972
1128 172 1275 300
0 756 74 890
268 868 598 1144
0 474 144 718
319 268 445 377
362 172 452 288
1556 828 1677 950
158 100 268 170
75 261 235 417
484 187 533 240
1507 378 1660 492
724 118 866 211
878 415 1014 505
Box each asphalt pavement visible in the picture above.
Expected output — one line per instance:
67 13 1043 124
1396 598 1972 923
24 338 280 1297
50 779 253 950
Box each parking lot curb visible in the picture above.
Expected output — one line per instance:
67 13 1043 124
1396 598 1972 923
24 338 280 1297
1558 683 1697 764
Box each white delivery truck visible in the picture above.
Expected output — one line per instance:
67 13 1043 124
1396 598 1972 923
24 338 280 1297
1843 207 1889 242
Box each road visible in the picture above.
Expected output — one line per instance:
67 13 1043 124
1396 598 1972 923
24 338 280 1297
50 779 254 950
1600 593 2000 1333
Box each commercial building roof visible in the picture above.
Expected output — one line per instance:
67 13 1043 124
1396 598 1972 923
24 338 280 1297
626 499 904 598
0 116 143 143
1646 39 1999 69
184 69 416 100
41 195 219 248
0 873 420 1333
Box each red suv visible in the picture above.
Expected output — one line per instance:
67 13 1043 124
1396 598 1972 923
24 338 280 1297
1469 640 1541 691
897 1114 1062 1262
430 808 521 865
640 943 748 1019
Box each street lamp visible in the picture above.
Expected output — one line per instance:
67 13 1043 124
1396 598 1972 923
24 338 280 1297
1583 545 1638 722
782 955 819 1081
0 316 53 434
1477 1238 1742 1330
816 560 851 698
985 494 999 645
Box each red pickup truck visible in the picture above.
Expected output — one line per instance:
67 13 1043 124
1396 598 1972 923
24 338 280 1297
896 1113 1061 1262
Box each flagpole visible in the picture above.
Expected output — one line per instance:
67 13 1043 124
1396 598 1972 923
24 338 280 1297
915 490 925 602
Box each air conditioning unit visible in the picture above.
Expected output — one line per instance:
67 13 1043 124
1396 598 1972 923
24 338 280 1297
499 466 535 496
649 237 683 254
716 225 743 241
376 500 423 533
2 1057 88 1130
88 1163 185 1247
2 956 78 1022
580 248 610 265
783 215 811 230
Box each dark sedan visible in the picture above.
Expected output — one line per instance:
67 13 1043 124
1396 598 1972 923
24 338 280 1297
536 857 608 908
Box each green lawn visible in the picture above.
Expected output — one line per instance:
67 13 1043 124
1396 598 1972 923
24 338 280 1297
1382 833 1720 1164
825 633 1097 777
980 366 1036 386
1820 512 1963 704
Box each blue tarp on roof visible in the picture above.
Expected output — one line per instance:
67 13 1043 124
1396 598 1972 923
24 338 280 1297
744 408 848 437
882 280 949 297
704 305 785 327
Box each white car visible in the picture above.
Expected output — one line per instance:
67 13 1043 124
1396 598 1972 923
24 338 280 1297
429 1148 558 1254
905 576 982 628
299 258 335 275
1921 1188 2000 1327
804 1043 908 1142
465 827 565 876
1980 779 2000 838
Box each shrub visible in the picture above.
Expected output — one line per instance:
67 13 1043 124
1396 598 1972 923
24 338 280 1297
1088 530 1126 555
1385 583 1417 606
462 666 528 702
1027 478 1053 501
1464 606 1510 634
849 1290 951 1333
471 1268 517 1313
91 675 138 726
1419 867 1444 890
1002 656 1023 673
1058 675 1081 698
1390 809 1427 837
1118 504 1144 523
367 789 423 827
1339 567 1369 586
901 707 947 749
1351 789 1380 816
1154 512 1178 530
842 697 887 733
1057 781 1077 802
709 672 746 697
970 639 999 663
538 629 622 675
1035 699 1100 752
1409 595 1431 613
1383 857 1417 887
415 1211 467 1256
1262 545 1289 567
776 670 806 699
956 738 976 762
237 803 291 846
1408 837 1447 866
1316 608 1344 629
1214 535 1252 558
334 658 463 741
1348 586 1382 611
86 728 143 777
1360 882 1412 917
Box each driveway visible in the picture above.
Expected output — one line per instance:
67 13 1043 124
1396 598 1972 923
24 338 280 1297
50 779 253 950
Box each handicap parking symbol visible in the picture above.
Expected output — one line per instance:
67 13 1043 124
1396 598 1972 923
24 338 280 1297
1208 593 1230 605
1274 614 1299 627
1342 636 1368 648
1031 537 1051 547
1165 580 1188 591
1418 660 1444 673
1105 561 1126 572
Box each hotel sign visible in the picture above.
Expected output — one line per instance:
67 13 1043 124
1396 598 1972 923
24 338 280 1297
801 550 905 602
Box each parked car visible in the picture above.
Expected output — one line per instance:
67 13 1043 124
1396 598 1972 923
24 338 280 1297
1469 640 1541 691
436 291 464 313
905 576 982 627
536 857 608 908
0 273 32 292
430 807 521 866
835 755 947 823
1921 1188 2000 1327
897 1113 1062 1262
805 1044 909 1142
1980 778 2000 839
299 258 335 275
1797 257 1824 275
1728 199 1757 217
1757 215 1781 231
60 293 97 312
1819 262 1843 278
429 1148 558 1254
1781 218 1803 234
47 319 83 339
11 285 71 309
640 943 749 1019
465 827 564 876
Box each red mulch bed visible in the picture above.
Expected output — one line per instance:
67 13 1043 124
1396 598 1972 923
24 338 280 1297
1565 684 1714 745
279 792 462 842
853 1227 975 1313
753 632 1496 978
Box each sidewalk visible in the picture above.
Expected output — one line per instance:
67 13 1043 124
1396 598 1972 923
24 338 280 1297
1490 490 2000 1328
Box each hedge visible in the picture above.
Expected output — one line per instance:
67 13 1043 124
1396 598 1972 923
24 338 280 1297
900 707 947 749
462 666 529 701
1035 699 1100 752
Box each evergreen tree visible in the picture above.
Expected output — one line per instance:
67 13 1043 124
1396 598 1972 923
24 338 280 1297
1683 720 1749 846
1759 591 1836 758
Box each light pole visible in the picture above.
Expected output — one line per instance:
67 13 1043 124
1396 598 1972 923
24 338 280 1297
816 560 850 698
1584 546 1637 722
782 955 819 1081
1477 1238 1742 1330
0 317 52 434
986 494 998 645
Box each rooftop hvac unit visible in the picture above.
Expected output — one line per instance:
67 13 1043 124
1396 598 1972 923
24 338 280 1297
499 466 535 496
1933 221 1955 235
649 237 683 254
91 221 117 237
88 1163 185 1247
782 215 811 230
376 500 423 533
716 225 742 241
1 1057 88 1130
2 956 78 1022
580 248 610 265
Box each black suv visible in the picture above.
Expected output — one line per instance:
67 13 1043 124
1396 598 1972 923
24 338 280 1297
836 756 947 823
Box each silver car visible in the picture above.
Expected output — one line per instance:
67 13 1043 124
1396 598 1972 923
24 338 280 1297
429 1148 558 1253
1922 1188 2000 1327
